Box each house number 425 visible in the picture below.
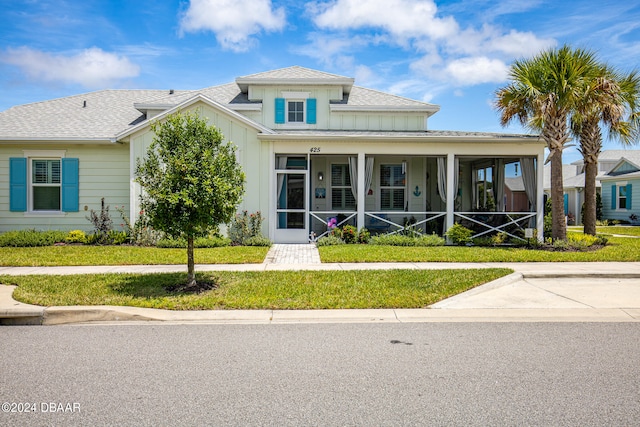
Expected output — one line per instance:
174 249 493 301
310 147 321 153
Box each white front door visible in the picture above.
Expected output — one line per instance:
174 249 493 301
274 170 308 243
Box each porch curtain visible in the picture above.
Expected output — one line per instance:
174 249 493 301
471 167 477 208
493 159 505 211
348 156 374 200
519 157 537 211
437 157 459 203
276 156 287 204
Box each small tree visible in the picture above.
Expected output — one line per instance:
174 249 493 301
135 111 245 288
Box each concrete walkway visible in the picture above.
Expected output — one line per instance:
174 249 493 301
264 244 321 264
2 261 640 325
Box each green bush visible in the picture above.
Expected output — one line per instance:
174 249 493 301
0 230 68 247
369 233 445 246
229 211 266 245
445 223 473 245
357 228 371 244
65 230 87 244
108 231 129 245
241 236 271 247
157 236 231 248
341 225 358 244
316 235 345 246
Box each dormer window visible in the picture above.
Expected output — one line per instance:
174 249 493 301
288 101 304 123
275 92 316 125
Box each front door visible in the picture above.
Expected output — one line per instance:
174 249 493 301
275 170 308 243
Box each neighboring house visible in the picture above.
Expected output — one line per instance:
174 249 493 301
544 150 640 225
599 157 640 223
0 66 546 243
505 176 530 213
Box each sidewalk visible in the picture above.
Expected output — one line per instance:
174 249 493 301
2 261 640 325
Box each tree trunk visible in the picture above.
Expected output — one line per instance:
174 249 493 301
544 112 569 241
550 152 567 241
580 120 601 236
186 236 196 288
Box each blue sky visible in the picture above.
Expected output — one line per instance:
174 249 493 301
1 0 640 163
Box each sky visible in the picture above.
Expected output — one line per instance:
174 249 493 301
1 0 640 164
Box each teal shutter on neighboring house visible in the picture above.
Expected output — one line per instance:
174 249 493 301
275 98 285 124
61 158 79 212
627 184 633 209
563 194 568 214
306 98 316 124
611 185 617 210
9 157 27 212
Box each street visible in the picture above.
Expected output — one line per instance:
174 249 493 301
1 322 639 426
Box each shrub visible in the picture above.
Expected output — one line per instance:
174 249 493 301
242 236 271 247
357 228 371 244
87 198 113 243
157 236 231 248
445 223 473 245
0 230 68 247
341 225 358 244
65 230 87 244
369 233 445 246
108 231 129 245
229 211 266 245
316 235 345 246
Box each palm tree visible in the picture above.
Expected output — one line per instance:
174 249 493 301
572 70 640 235
495 45 602 241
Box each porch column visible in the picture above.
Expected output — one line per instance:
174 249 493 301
357 152 365 230
536 151 545 241
445 152 455 232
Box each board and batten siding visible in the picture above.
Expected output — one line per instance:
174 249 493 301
0 143 130 232
129 103 271 236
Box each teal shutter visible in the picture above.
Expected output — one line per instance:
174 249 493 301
275 98 285 124
306 98 316 124
563 193 568 214
627 184 632 209
611 185 617 210
9 157 27 212
61 158 79 212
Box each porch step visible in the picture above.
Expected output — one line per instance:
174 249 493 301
264 244 321 264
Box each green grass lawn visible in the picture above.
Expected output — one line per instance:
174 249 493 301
0 245 269 267
319 235 640 263
4 269 511 310
593 226 640 237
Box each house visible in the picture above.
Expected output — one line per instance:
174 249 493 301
0 66 546 243
599 156 640 223
544 150 640 225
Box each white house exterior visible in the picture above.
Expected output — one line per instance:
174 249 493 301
1 66 546 243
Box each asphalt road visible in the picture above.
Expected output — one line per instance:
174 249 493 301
1 323 639 426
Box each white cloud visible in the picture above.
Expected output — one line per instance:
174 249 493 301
445 57 510 85
312 0 458 41
3 47 140 87
180 0 286 52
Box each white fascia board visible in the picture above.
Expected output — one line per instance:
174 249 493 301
116 94 275 141
0 137 117 144
257 133 541 144
227 103 263 112
330 104 440 117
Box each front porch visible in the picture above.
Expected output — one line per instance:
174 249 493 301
272 152 545 244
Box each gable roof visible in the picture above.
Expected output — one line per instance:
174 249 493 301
235 66 355 93
0 89 165 141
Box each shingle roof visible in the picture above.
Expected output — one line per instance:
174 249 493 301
505 176 525 192
237 65 352 81
0 89 166 140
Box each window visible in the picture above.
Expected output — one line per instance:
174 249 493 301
619 185 627 209
9 155 78 213
287 101 304 123
32 159 61 211
380 164 405 210
331 164 355 210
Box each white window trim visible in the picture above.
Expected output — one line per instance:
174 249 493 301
379 163 407 211
617 181 628 211
280 92 311 127
330 163 356 211
25 152 66 215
